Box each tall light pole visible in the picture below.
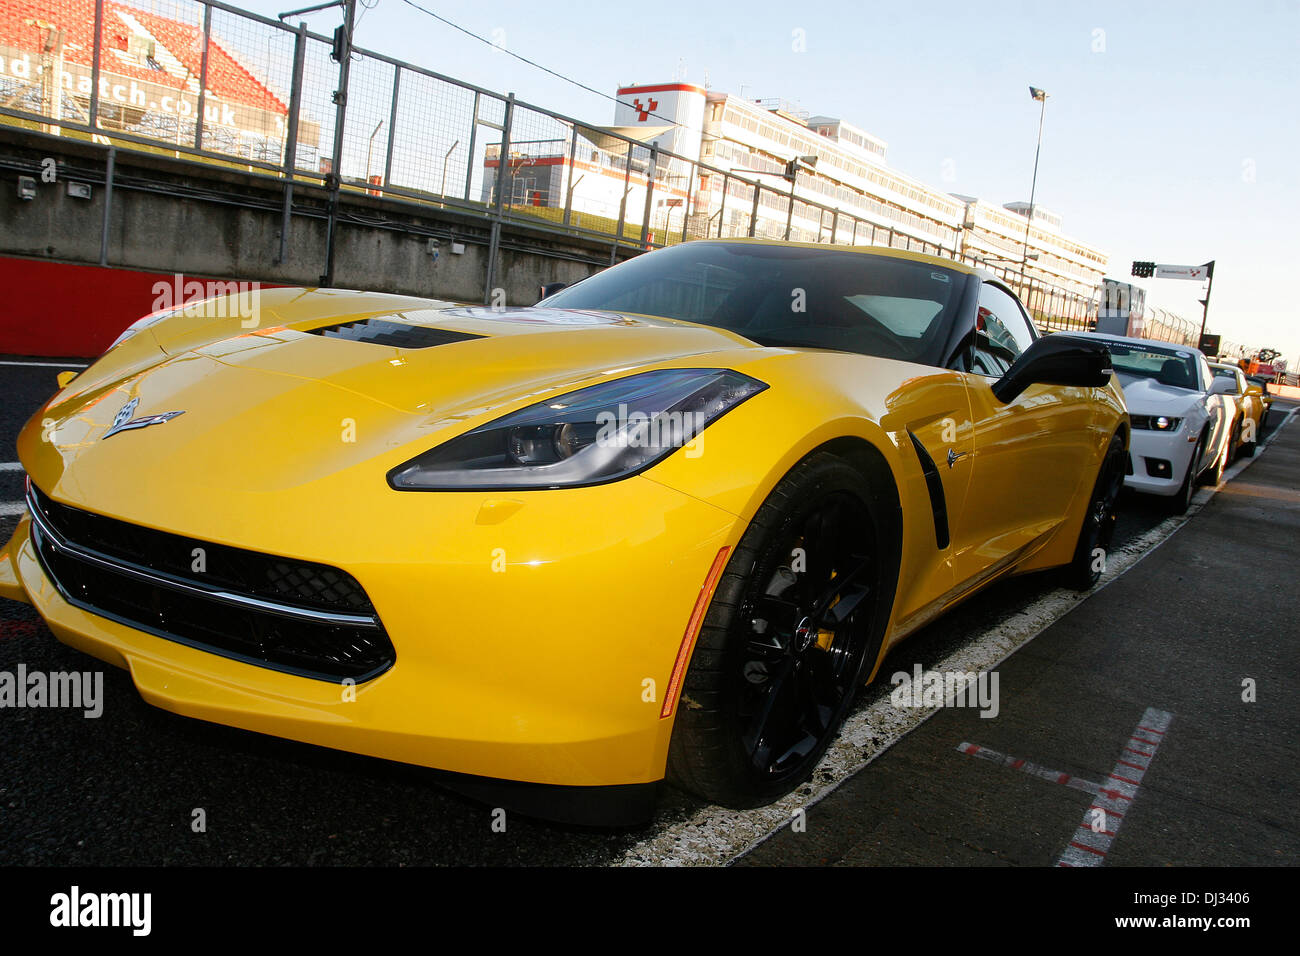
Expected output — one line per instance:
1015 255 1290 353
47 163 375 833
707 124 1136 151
1019 86 1048 296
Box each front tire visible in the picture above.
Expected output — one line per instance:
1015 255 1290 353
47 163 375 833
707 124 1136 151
666 453 892 809
1064 432 1126 590
1203 431 1229 486
1170 433 1203 515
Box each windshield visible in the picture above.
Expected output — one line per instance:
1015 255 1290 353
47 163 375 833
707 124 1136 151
543 241 970 365
1094 340 1201 390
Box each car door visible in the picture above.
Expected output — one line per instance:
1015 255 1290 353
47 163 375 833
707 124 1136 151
880 370 973 638
951 282 1098 590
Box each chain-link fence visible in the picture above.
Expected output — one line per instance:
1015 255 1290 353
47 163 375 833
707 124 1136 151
2 0 1197 339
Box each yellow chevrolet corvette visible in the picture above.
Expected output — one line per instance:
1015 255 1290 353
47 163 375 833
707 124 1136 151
0 240 1127 823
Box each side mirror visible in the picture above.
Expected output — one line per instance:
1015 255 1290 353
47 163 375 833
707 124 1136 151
538 282 568 302
1209 377 1237 396
991 335 1112 404
1245 384 1263 397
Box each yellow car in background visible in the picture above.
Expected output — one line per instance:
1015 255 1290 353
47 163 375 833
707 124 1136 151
1246 373 1275 419
0 240 1126 822
1209 361 1266 459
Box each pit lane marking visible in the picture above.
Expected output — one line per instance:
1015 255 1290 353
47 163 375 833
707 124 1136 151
1056 708 1173 867
956 742 1101 795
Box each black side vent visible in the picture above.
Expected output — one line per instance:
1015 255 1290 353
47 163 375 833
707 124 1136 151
308 318 482 349
907 430 950 550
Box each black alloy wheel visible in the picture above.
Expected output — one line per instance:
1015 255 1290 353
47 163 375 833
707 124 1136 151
734 490 875 784
667 454 891 809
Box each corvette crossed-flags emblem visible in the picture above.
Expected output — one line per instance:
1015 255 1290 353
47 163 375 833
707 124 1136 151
102 397 185 440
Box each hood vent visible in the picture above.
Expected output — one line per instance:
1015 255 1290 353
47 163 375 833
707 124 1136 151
308 318 483 349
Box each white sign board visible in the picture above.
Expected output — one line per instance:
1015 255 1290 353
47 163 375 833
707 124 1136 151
1155 264 1210 281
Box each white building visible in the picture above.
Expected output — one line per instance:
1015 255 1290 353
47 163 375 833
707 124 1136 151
483 81 1112 308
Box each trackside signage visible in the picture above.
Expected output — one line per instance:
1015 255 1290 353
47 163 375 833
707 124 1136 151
1154 264 1210 281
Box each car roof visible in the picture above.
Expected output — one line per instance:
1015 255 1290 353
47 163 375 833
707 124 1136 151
702 238 979 277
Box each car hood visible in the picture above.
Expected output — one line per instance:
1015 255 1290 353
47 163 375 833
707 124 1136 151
20 293 765 504
1115 373 1203 415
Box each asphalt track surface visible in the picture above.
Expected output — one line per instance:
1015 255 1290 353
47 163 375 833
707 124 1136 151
0 356 1293 865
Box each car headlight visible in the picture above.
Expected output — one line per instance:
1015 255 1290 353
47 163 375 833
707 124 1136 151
1131 414 1182 431
388 368 766 490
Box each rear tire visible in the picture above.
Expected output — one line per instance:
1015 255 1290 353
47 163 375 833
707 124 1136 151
666 453 893 809
1242 419 1258 458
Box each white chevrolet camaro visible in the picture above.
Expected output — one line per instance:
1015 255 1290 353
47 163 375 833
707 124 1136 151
1066 333 1233 513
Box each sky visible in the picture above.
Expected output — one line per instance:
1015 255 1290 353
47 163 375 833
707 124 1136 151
232 0 1300 366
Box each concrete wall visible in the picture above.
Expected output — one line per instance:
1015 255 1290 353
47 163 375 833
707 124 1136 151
0 126 636 314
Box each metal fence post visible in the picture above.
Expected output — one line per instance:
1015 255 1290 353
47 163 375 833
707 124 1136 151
99 146 115 266
562 125 578 226
615 140 633 245
639 145 658 248
784 174 796 241
717 173 728 238
276 23 306 266
383 64 401 188
89 0 103 129
484 93 513 304
464 92 480 202
321 0 357 287
195 3 212 150
680 162 695 243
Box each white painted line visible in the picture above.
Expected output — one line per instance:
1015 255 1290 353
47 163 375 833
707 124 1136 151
1056 707 1173 867
618 414 1294 867
0 463 24 472
0 360 88 369
956 742 1100 795
0 502 28 517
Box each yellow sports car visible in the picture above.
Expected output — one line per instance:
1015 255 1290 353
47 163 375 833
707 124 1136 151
0 240 1126 823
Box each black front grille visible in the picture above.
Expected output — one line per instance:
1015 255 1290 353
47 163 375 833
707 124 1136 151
28 485 394 683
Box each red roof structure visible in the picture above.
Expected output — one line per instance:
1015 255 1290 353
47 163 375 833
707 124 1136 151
1 0 286 114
